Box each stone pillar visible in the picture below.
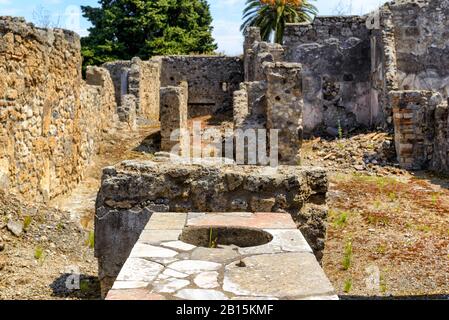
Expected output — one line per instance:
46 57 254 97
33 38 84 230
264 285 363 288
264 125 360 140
243 27 261 82
160 82 188 154
265 62 303 165
391 90 441 170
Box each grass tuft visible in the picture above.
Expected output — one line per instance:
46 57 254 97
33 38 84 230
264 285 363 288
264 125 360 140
342 239 353 270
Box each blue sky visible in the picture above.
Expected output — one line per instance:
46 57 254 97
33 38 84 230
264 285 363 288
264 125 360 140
0 0 388 55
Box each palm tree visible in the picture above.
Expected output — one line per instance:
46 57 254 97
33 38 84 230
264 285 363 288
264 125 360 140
241 0 318 44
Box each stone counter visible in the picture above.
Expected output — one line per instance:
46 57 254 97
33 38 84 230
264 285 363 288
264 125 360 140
95 160 329 296
106 212 337 300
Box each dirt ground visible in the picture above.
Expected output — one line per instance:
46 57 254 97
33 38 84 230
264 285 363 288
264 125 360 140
301 133 449 298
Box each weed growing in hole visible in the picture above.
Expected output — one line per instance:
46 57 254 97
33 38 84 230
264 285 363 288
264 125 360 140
23 216 32 231
342 239 353 270
343 278 352 293
209 228 218 249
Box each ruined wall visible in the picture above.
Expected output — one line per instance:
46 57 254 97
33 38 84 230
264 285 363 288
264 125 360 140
432 100 449 173
385 0 449 174
283 17 379 134
128 58 160 122
370 4 399 126
391 90 441 170
95 159 329 293
0 17 117 201
103 60 132 107
265 62 303 164
392 90 449 173
104 58 161 123
390 0 449 98
233 81 267 131
158 56 243 117
243 28 284 83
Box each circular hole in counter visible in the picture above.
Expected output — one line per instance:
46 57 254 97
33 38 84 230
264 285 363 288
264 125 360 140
179 226 273 248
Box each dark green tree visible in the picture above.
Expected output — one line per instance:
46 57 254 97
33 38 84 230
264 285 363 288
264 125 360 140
81 0 217 67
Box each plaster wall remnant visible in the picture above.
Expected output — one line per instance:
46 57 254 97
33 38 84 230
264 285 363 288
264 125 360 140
283 16 378 134
160 82 188 154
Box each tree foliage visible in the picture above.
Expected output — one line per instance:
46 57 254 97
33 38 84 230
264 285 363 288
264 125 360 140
81 0 217 67
241 0 317 44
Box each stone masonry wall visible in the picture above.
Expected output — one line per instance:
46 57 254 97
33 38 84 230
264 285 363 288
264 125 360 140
385 0 449 174
391 90 442 170
370 4 399 126
265 62 303 165
95 159 329 294
283 17 380 134
103 60 132 107
128 58 160 122
243 28 284 83
158 56 243 118
390 0 449 98
0 17 117 201
104 58 161 124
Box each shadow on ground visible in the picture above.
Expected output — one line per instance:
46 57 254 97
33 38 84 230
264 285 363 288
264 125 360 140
134 131 161 154
412 171 449 190
50 274 101 300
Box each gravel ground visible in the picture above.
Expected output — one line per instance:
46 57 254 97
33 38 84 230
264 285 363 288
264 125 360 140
302 132 449 298
0 191 100 300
